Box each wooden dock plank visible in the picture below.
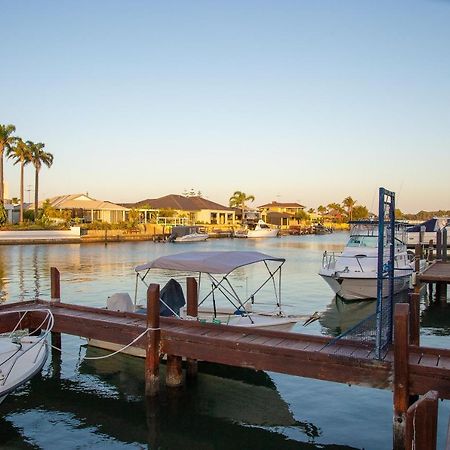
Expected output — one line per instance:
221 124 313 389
3 300 450 399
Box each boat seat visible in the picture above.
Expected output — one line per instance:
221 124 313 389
107 293 134 312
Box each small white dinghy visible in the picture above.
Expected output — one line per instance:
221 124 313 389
0 309 53 404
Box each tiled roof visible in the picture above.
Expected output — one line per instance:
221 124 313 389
258 201 305 208
131 195 233 211
39 194 129 211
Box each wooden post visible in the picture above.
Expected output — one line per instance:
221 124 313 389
405 391 438 450
428 240 434 262
50 267 60 300
414 244 421 273
50 267 61 354
409 292 420 346
165 354 183 387
146 284 161 396
393 303 410 450
186 277 198 379
436 230 443 261
443 228 448 262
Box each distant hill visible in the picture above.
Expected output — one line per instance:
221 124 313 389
402 210 450 221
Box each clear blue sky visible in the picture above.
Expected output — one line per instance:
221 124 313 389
2 0 449 213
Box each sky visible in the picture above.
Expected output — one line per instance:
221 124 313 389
1 0 449 214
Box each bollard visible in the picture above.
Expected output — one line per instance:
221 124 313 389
145 284 161 396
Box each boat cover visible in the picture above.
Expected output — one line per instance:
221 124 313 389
135 251 285 274
407 218 448 233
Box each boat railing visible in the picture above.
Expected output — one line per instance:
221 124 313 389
322 251 337 270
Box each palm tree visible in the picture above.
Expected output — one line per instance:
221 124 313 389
342 196 357 221
317 205 327 216
229 191 255 221
0 124 17 204
6 138 32 223
28 141 54 220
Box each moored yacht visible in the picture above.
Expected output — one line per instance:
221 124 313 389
319 220 414 301
234 219 279 238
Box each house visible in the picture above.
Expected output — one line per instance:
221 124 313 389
130 194 237 225
257 201 306 229
38 194 129 223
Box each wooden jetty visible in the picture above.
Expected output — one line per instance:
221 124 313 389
1 268 450 449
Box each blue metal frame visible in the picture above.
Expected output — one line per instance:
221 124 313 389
375 187 395 359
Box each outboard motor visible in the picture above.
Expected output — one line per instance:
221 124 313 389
160 279 186 317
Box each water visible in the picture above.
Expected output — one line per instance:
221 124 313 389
0 234 449 449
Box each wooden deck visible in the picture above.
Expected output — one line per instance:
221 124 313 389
417 260 450 284
1 299 450 399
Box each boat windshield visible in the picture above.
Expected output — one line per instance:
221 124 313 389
346 235 378 248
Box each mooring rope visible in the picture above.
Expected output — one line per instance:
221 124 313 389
50 327 161 360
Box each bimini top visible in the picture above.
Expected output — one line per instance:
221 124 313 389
135 251 285 274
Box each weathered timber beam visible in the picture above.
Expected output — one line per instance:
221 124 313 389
161 336 392 389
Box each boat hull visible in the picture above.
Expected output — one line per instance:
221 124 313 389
319 273 411 301
173 234 208 243
0 337 48 404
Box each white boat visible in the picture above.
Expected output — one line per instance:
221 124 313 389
0 309 53 404
318 221 414 301
168 226 208 243
406 217 448 247
90 251 300 356
234 220 279 238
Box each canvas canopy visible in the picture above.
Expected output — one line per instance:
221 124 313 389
135 251 285 274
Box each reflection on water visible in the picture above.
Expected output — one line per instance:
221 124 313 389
0 235 449 449
0 345 359 450
319 297 377 337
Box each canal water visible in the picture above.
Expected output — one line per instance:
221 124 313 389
0 234 449 449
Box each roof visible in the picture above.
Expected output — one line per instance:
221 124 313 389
39 194 129 211
130 194 233 211
258 201 305 209
135 251 285 274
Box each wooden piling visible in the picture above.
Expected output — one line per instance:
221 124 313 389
428 240 434 262
50 267 61 300
437 230 443 261
443 228 448 262
165 354 183 387
405 391 438 450
186 277 198 379
145 284 161 396
50 267 61 352
409 292 420 346
393 303 410 450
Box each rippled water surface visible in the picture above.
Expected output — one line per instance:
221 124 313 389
0 234 449 449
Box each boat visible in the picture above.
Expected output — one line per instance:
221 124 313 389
0 309 53 404
168 225 208 243
89 251 301 355
318 220 414 301
406 217 448 247
234 220 279 238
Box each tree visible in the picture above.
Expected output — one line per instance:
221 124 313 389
342 196 357 221
28 141 54 220
229 191 255 220
0 203 7 226
0 124 17 204
6 138 32 223
307 208 315 214
352 205 369 220
317 205 327 216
